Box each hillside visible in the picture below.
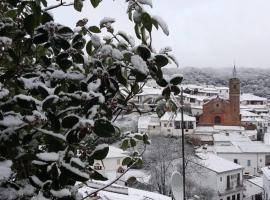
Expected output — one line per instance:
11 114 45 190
179 67 270 99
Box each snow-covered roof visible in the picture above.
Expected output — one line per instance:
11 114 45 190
160 112 196 122
213 132 251 143
136 86 161 96
262 167 270 180
107 146 128 159
79 181 171 200
138 115 151 130
183 93 208 101
196 153 243 173
240 110 260 117
215 141 270 154
247 177 263 188
241 93 267 101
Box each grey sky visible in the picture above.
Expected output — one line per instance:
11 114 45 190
51 0 270 68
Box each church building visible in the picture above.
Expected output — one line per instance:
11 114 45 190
198 67 241 126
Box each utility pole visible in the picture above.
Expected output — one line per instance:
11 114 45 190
180 87 186 199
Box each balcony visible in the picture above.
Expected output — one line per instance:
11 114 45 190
218 185 244 196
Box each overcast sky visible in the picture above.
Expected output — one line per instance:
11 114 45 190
51 0 270 68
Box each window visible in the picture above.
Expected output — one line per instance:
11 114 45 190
220 177 222 182
234 159 238 164
237 173 240 186
227 197 230 200
164 123 167 127
168 129 171 132
117 159 121 165
247 160 251 166
227 175 230 189
237 194 240 200
216 103 220 107
232 195 235 200
169 123 172 127
175 121 180 129
94 164 102 170
153 126 155 129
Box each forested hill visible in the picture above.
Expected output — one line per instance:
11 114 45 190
180 67 270 99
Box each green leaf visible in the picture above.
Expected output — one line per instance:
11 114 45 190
24 14 39 35
171 85 180 95
90 170 108 181
142 12 152 33
74 0 83 12
90 0 101 8
156 78 168 87
62 115 79 129
170 76 183 85
66 130 81 143
162 86 171 97
134 134 143 140
58 27 74 35
33 33 49 44
136 45 151 61
89 26 101 33
72 53 84 64
155 54 169 68
94 119 115 137
48 112 61 132
90 145 109 160
130 138 136 147
122 157 132 166
121 139 129 150
41 12 53 24
42 95 58 110
86 41 93 56
134 24 141 39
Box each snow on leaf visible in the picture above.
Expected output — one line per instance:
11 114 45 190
137 0 153 8
0 36 12 46
152 15 169 36
112 48 124 60
100 17 115 28
0 114 24 127
100 44 113 57
131 55 149 75
36 152 59 162
36 128 66 141
91 34 101 48
0 160 12 180
50 188 71 198
61 162 89 179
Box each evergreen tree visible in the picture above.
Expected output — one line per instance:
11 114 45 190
0 0 182 199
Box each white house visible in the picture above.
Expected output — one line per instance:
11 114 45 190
262 166 270 200
193 125 257 145
190 152 244 200
213 141 270 176
137 112 196 136
92 146 128 185
243 177 263 200
241 93 269 115
160 112 197 135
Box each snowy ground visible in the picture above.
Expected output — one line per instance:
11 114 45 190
78 181 171 200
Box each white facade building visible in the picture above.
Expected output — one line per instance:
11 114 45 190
92 146 128 185
190 153 244 200
213 141 270 176
137 112 196 136
160 112 196 135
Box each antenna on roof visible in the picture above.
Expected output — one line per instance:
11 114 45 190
233 62 237 78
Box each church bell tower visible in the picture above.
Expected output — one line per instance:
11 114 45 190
229 65 241 124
